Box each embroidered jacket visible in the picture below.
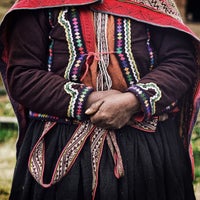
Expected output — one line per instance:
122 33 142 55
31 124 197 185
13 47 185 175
0 0 199 151
0 1 199 197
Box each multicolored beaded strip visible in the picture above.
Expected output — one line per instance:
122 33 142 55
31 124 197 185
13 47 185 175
146 27 155 71
69 8 88 81
29 111 59 121
75 86 93 121
29 111 79 124
58 8 88 82
48 11 54 72
127 85 152 119
114 17 140 86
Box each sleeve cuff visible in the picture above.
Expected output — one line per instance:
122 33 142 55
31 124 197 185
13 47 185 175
127 85 152 120
74 86 94 121
64 82 94 121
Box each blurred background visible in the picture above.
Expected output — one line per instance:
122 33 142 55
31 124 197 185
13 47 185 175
0 0 200 199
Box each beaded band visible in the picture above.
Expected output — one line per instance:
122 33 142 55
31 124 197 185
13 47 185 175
48 11 54 72
146 27 155 71
127 85 152 120
29 111 79 124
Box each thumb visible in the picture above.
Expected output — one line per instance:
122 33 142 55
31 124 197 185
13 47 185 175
85 100 104 115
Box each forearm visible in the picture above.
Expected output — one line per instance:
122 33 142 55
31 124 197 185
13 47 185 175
7 66 93 119
128 27 196 119
6 10 93 120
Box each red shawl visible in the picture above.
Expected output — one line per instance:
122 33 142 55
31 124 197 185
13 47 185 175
0 0 200 164
2 0 199 41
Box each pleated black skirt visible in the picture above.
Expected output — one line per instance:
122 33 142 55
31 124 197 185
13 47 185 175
9 118 196 200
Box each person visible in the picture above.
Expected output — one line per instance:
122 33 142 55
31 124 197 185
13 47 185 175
0 0 199 199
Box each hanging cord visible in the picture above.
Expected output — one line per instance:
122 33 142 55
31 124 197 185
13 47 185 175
95 12 113 91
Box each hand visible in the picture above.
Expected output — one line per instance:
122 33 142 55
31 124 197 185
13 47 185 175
85 92 140 129
85 89 121 110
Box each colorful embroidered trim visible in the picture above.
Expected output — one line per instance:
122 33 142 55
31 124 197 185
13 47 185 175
28 121 124 200
137 82 162 115
58 8 87 82
75 85 94 120
57 7 94 120
68 8 88 81
28 121 95 188
29 111 80 124
130 117 158 132
114 17 140 86
146 27 155 71
58 8 75 80
29 111 59 121
48 10 54 72
64 82 93 120
127 85 152 119
90 127 107 200
64 82 79 118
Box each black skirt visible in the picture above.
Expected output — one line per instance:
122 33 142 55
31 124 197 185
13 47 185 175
9 118 196 200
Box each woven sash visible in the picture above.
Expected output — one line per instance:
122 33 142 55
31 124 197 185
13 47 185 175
28 121 124 199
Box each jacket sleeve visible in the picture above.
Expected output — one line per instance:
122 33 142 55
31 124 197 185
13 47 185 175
127 26 197 120
6 10 93 120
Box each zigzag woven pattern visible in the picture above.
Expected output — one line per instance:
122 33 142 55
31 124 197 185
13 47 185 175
119 0 182 22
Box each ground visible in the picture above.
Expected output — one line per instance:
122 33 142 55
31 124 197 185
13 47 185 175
0 140 16 200
0 0 200 200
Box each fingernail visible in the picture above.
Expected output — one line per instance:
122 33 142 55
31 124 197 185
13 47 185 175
85 108 91 114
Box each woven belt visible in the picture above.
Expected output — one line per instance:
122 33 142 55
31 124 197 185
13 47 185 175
28 118 124 200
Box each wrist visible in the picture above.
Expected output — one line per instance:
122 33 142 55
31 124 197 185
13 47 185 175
123 92 141 113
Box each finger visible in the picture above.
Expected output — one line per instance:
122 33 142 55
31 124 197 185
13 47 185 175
85 100 104 115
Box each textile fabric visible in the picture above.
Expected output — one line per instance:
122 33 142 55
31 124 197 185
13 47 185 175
9 118 195 200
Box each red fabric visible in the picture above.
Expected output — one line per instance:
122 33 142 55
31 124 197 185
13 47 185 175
4 0 198 41
9 0 101 9
79 8 96 53
91 0 199 41
6 0 199 42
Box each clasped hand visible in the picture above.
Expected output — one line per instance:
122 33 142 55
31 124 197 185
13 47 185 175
85 90 140 129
